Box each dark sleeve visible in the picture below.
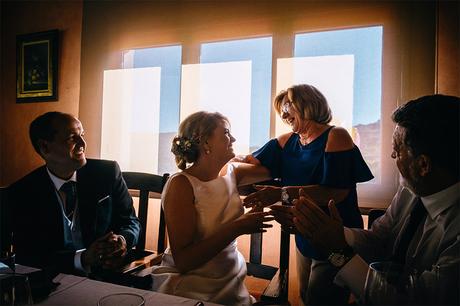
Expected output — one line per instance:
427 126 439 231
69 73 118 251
320 146 374 188
110 162 141 249
252 139 283 179
8 177 75 275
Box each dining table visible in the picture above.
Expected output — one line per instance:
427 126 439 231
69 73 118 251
36 273 221 306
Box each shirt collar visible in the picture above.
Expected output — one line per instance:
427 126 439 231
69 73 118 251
421 181 460 219
46 167 77 191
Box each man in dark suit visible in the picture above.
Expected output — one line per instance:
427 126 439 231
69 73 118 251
8 112 141 275
291 94 459 305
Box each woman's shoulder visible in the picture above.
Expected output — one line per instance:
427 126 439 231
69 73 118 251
166 172 194 193
276 132 294 149
325 126 354 152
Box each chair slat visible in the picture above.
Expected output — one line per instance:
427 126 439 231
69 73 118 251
122 172 170 253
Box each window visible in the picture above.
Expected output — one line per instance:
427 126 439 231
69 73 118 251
101 26 394 205
200 37 273 152
101 46 182 174
291 27 383 182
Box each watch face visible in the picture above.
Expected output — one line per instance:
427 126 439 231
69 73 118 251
281 188 289 203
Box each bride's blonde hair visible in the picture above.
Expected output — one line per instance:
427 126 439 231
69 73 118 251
172 111 228 170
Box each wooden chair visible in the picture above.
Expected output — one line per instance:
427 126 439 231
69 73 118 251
91 172 169 288
239 181 290 305
120 172 170 272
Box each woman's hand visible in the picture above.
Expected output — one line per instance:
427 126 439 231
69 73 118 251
243 185 281 208
230 154 260 165
269 204 298 234
234 210 275 235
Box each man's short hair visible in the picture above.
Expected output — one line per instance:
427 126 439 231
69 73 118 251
29 111 68 155
392 94 460 178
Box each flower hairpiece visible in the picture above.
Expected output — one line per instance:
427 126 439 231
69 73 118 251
172 135 200 155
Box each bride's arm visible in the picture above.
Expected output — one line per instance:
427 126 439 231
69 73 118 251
164 175 273 273
220 161 271 187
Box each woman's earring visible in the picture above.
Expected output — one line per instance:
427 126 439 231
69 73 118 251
205 150 210 154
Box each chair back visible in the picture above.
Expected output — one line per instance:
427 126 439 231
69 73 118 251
122 172 169 253
246 229 290 304
239 180 290 304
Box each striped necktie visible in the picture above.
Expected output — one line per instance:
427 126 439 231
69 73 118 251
60 181 77 219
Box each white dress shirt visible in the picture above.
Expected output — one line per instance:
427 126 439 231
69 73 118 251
335 182 460 304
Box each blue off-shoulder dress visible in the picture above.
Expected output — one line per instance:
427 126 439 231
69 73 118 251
253 127 374 259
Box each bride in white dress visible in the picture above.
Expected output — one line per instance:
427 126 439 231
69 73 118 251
151 111 273 305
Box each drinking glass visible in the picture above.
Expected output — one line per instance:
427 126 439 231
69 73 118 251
363 261 417 305
0 273 33 306
0 253 15 272
97 293 145 306
431 257 460 305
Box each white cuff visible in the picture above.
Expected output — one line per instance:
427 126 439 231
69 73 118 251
74 249 90 274
343 227 355 246
334 254 369 298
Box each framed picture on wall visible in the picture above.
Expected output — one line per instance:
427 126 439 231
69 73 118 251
16 29 59 103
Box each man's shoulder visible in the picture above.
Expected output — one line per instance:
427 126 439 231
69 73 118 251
84 158 117 170
9 165 48 191
78 159 120 180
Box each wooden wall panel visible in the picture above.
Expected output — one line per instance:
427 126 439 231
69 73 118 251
0 0 83 185
437 1 460 96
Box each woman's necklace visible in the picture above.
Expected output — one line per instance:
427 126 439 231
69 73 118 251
298 124 329 146
298 133 313 146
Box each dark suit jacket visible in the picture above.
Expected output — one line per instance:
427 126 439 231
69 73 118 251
8 159 140 274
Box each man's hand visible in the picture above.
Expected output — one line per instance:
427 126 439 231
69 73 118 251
82 231 128 269
81 232 114 268
98 232 127 269
292 189 348 254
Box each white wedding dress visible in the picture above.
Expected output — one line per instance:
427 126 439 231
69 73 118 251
150 165 252 305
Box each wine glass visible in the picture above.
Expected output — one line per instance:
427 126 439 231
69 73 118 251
0 252 15 272
363 261 417 305
430 257 460 305
0 273 33 306
97 293 145 306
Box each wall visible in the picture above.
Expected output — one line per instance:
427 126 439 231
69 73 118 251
437 1 460 96
0 0 83 186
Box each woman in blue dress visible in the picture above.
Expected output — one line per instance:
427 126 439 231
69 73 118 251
240 84 373 305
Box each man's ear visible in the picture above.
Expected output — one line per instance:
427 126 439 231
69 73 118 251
37 139 49 157
417 154 431 177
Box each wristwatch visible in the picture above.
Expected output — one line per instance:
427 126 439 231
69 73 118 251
327 245 355 268
281 187 290 205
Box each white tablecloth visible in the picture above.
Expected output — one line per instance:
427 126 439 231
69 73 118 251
36 273 221 306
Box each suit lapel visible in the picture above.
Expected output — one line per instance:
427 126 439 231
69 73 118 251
76 166 97 246
36 167 65 245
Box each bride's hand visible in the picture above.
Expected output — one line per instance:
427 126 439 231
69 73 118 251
234 211 274 235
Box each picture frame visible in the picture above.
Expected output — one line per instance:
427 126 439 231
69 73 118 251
16 29 59 103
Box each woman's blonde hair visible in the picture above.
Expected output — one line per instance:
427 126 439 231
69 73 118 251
273 84 332 124
171 111 229 170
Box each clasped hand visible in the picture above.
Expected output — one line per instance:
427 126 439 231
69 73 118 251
82 231 127 269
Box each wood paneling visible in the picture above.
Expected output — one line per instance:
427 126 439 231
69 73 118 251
0 1 83 185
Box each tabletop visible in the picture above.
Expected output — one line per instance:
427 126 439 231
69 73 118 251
36 273 221 306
